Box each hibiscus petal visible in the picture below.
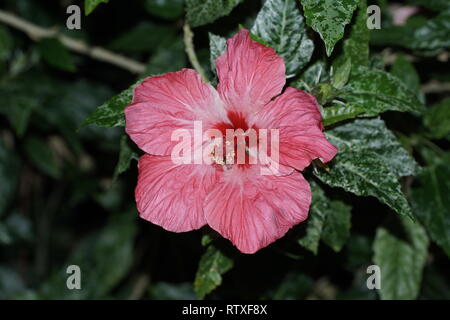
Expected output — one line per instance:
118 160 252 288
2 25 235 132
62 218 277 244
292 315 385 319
216 29 286 117
136 154 220 232
251 87 338 171
204 166 311 254
125 68 227 155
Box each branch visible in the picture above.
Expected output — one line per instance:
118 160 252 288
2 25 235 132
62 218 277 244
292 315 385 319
0 10 146 74
421 80 450 94
183 22 208 83
383 49 449 66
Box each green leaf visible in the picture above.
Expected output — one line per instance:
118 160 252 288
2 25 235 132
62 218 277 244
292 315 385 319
272 273 313 299
37 38 76 72
408 0 450 11
0 103 32 137
299 0 359 56
313 82 339 105
39 79 116 153
322 103 364 126
150 282 196 300
411 157 450 257
291 61 329 92
0 25 13 66
83 80 141 128
110 22 176 53
410 10 450 51
332 58 351 89
0 212 33 245
24 136 61 179
424 98 450 140
0 72 58 137
369 55 384 70
0 266 25 299
391 55 420 94
373 217 429 300
391 54 423 102
201 234 213 247
113 136 138 181
316 118 418 217
85 0 109 15
371 10 450 52
345 234 372 270
41 213 137 299
342 0 370 67
340 65 425 116
194 245 233 299
208 33 226 75
409 0 450 11
325 118 419 177
0 140 20 216
298 183 328 254
186 0 243 28
321 200 352 252
314 151 413 218
299 182 351 253
145 38 186 76
145 0 184 20
251 0 314 77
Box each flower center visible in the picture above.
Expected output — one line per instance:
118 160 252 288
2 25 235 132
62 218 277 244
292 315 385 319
212 111 256 167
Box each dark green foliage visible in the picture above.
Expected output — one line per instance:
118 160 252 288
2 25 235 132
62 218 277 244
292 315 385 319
0 0 449 301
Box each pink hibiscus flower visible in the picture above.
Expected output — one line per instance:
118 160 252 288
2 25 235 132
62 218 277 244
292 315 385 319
124 29 337 254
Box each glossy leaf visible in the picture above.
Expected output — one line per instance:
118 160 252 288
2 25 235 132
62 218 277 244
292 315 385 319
391 55 421 97
40 213 137 299
24 136 61 179
291 61 329 92
113 136 138 181
150 282 196 300
373 217 429 300
208 33 226 75
299 182 351 253
272 273 313 299
315 119 417 218
411 10 450 51
83 80 140 128
252 0 314 77
424 98 450 140
321 200 352 252
145 38 186 76
110 22 175 53
0 212 33 245
314 151 413 218
37 38 76 72
411 157 450 257
332 58 351 89
145 0 184 20
300 0 359 56
371 10 450 52
0 73 63 137
298 183 328 254
325 118 419 177
342 0 370 67
186 0 243 27
322 103 364 126
409 0 450 11
194 245 233 299
0 267 25 299
85 0 109 15
340 65 425 116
